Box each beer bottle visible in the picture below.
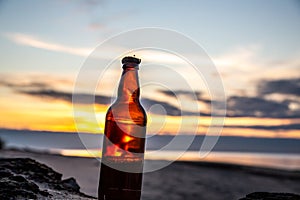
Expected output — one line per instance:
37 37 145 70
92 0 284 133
98 56 147 200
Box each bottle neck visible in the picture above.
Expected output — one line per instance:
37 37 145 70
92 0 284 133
116 64 140 103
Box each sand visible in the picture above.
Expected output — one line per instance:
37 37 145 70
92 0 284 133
1 149 300 200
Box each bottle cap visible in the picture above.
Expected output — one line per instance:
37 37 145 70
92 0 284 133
121 56 141 64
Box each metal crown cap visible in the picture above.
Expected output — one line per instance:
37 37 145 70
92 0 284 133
121 56 141 65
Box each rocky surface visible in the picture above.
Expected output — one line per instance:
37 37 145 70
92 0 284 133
0 158 96 200
239 192 300 200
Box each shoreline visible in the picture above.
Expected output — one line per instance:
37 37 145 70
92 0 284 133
2 148 300 176
3 147 300 171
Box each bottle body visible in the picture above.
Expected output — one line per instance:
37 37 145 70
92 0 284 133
98 57 146 200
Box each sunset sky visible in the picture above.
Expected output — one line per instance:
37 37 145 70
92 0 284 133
0 0 299 138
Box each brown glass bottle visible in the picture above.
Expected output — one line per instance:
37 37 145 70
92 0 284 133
98 56 147 200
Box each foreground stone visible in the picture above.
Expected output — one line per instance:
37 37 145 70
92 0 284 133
239 192 300 200
0 158 96 200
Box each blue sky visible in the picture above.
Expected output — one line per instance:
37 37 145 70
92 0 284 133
1 0 300 59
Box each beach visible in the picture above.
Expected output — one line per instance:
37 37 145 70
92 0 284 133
1 149 299 200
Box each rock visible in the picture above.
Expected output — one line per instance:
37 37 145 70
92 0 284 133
61 177 81 192
239 192 300 200
0 170 47 199
0 158 96 200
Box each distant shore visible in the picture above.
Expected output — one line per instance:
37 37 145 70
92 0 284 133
1 149 300 200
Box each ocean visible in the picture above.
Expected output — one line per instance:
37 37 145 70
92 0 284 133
1 129 300 170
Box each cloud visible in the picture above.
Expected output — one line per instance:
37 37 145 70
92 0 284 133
213 45 262 70
224 124 300 131
141 98 205 116
0 79 203 116
20 89 112 105
2 76 300 119
0 78 111 105
227 96 300 118
158 89 211 103
23 88 204 116
159 89 201 99
157 86 300 118
4 33 187 65
80 0 104 8
88 22 106 31
5 33 93 57
87 10 135 31
0 79 49 89
157 85 300 118
211 45 300 98
258 78 300 96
